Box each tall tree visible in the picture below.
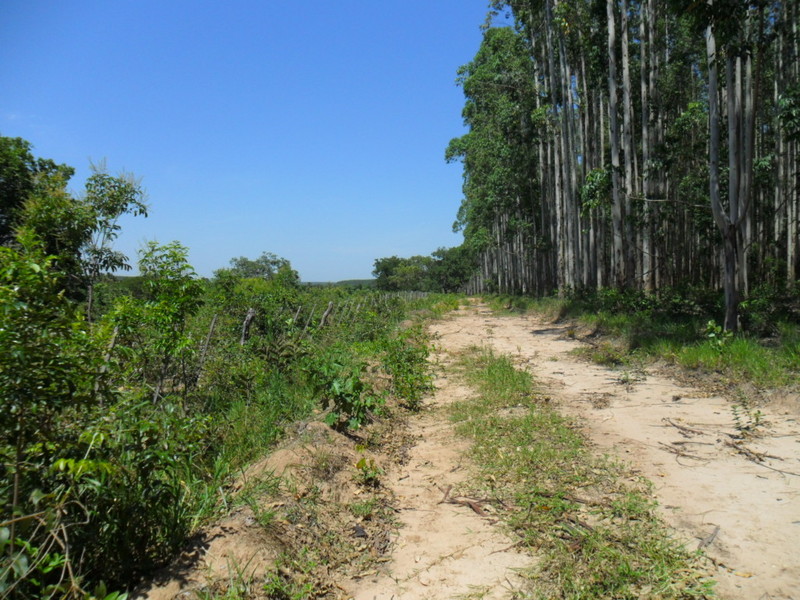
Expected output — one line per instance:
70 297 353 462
0 136 74 245
446 25 543 294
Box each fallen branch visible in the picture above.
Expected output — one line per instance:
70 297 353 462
723 439 781 462
658 441 705 460
490 541 525 555
663 418 706 437
437 486 490 517
724 441 800 476
697 525 720 550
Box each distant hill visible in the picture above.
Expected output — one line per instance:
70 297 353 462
306 279 376 288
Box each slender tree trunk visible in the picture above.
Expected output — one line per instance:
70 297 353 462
641 0 654 291
544 4 566 292
621 0 636 287
788 3 799 287
707 23 738 331
607 0 625 288
649 0 661 290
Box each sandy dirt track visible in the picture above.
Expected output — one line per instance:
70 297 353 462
373 302 798 600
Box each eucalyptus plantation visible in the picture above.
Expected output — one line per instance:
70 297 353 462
448 0 798 329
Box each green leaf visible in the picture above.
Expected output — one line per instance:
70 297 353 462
29 488 46 506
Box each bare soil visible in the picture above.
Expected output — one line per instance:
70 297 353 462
138 302 799 600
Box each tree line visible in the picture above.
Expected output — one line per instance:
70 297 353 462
377 0 799 331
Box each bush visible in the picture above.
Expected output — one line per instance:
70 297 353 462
382 324 433 410
0 238 108 597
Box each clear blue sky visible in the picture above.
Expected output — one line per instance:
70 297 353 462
1 1 492 281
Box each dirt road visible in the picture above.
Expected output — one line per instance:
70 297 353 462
347 303 799 600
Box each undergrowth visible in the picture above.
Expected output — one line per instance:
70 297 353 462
199 420 399 599
450 347 715 600
487 289 800 388
1 234 445 598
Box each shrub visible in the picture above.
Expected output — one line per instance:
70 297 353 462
382 324 433 411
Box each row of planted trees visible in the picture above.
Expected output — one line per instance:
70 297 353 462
448 0 799 329
1 138 437 597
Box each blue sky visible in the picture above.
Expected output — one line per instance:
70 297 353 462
1 1 492 281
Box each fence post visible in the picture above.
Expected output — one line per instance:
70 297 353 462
319 301 334 328
194 314 218 386
240 308 256 345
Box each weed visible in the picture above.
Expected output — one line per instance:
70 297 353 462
193 557 259 600
454 585 492 599
382 323 433 411
349 498 379 519
233 473 282 530
307 448 346 481
617 368 645 390
305 349 384 431
354 455 383 488
262 551 318 600
704 320 733 351
731 394 764 437
576 342 625 367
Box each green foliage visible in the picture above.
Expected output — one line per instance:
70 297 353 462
16 184 95 291
110 241 203 398
381 324 433 410
779 83 800 143
429 245 478 292
740 279 800 334
0 241 208 586
305 349 382 431
354 455 383 488
66 400 212 582
373 246 477 293
262 552 318 599
81 168 147 317
2 144 443 595
0 236 101 444
216 251 299 285
0 136 75 244
580 168 611 214
372 255 435 292
0 236 109 597
447 26 540 251
12 161 146 307
704 320 733 351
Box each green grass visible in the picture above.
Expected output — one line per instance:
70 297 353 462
487 292 800 389
450 347 715 600
651 329 800 387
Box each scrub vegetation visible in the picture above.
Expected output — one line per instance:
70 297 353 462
0 137 444 598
